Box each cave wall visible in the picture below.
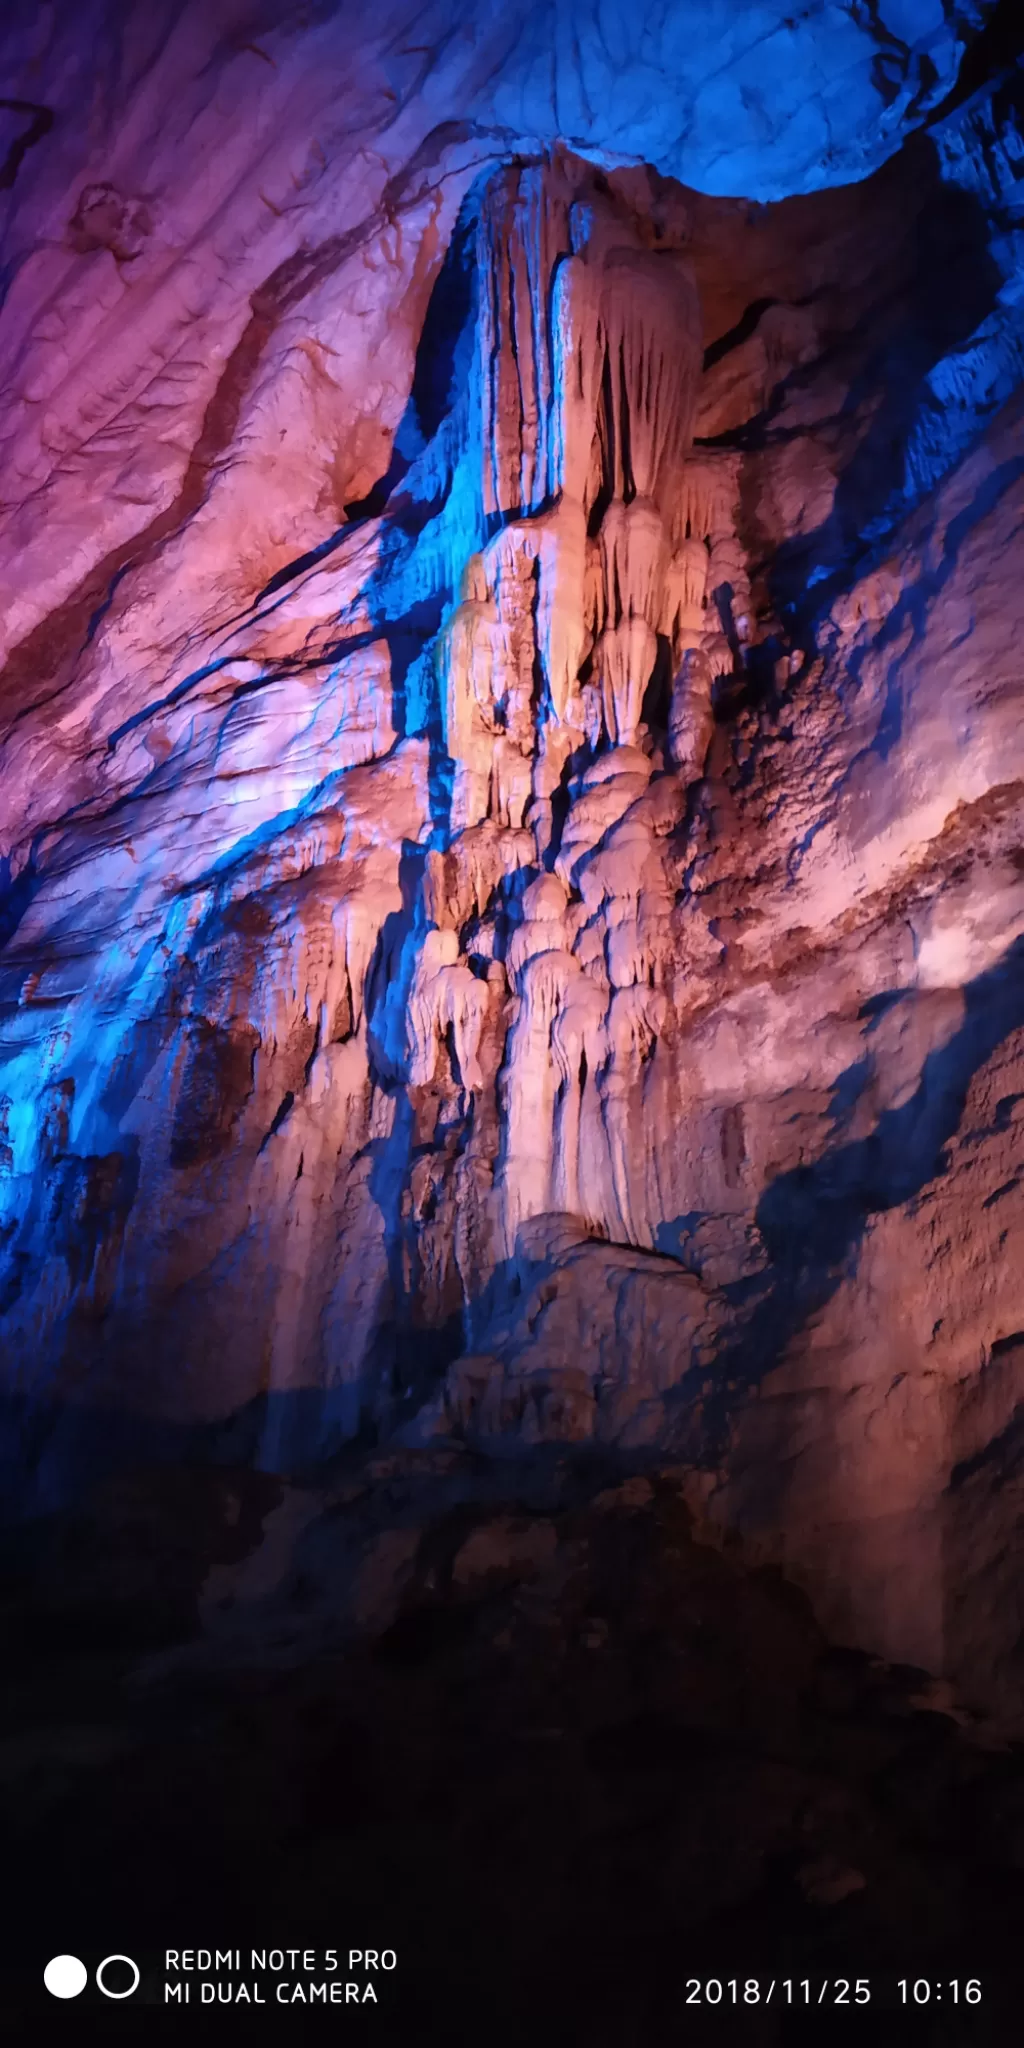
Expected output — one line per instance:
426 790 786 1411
2 2 1023 1720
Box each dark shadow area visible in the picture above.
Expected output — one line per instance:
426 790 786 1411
0 1386 384 1525
250 190 481 601
925 0 1024 128
641 632 675 735
721 630 786 719
0 99 53 192
702 295 778 371
369 1307 468 1426
4 1455 1024 2036
409 205 477 446
382 593 447 744
347 196 480 534
342 445 412 524
766 136 1006 636
0 847 39 951
253 525 353 604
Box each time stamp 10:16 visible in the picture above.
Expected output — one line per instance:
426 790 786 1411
682 1980 983 2006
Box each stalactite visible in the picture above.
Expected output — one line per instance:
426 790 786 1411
551 970 609 1215
424 822 534 936
325 877 402 1041
597 246 703 503
474 160 707 782
498 942 589 1241
676 457 733 544
550 250 604 506
601 984 668 1243
533 497 589 725
10 55 1024 1792
407 928 489 1093
583 534 606 642
437 557 514 832
758 301 820 401
662 533 710 655
708 529 752 645
594 615 658 747
675 451 750 645
478 162 576 519
600 496 666 631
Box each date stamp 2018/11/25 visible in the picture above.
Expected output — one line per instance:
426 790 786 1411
682 1979 983 2008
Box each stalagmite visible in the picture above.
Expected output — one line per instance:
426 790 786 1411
668 647 715 782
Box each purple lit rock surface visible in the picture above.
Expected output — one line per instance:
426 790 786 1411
2 2 1024 1729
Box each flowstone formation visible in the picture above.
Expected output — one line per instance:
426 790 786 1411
1 155 750 1446
429 161 737 1246
3 32 1024 1729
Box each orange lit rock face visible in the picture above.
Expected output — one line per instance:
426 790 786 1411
1 13 1024 1725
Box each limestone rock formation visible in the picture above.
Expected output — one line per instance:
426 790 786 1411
2 2 1024 1739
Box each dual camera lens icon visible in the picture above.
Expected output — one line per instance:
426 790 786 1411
45 1955 140 2000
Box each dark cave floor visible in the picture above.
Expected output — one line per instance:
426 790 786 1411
3 1452 1024 2043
